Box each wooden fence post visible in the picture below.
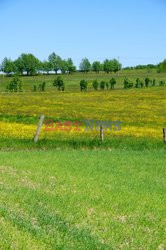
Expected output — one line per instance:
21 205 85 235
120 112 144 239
100 125 104 142
34 115 45 143
163 128 166 143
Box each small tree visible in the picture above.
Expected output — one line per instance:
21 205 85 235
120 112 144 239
100 81 106 90
66 58 76 74
123 78 133 89
53 76 65 91
145 77 151 87
42 61 52 74
41 82 46 91
135 78 143 88
33 85 37 92
92 80 99 90
152 79 156 87
159 80 166 86
106 82 109 90
79 58 91 73
6 76 23 92
92 61 101 73
1 57 16 75
80 80 88 91
110 78 116 89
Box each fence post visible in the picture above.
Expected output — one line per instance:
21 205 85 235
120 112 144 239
100 125 104 142
163 128 166 143
34 115 45 143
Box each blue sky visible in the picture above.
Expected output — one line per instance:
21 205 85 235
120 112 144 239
0 0 165 67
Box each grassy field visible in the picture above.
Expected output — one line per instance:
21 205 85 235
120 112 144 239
0 69 166 92
0 69 166 144
0 70 166 249
0 149 166 249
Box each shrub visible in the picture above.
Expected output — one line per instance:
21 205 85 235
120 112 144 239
53 76 65 91
135 78 144 88
145 77 151 87
100 81 106 90
92 80 99 90
159 80 166 86
123 77 133 89
41 81 46 91
152 79 156 87
110 78 116 89
33 85 37 92
80 80 88 91
6 76 23 92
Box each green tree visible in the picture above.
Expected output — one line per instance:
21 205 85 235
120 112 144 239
79 58 91 73
110 59 122 73
59 59 68 74
123 78 133 89
33 85 37 92
158 59 166 73
159 80 166 86
1 57 16 75
135 78 143 88
80 80 88 91
92 61 101 73
48 52 62 74
66 58 76 74
152 79 156 87
110 78 116 89
6 76 23 92
53 76 65 91
92 80 99 90
145 77 151 87
15 54 40 75
103 59 111 73
100 81 106 90
41 82 46 91
42 61 52 74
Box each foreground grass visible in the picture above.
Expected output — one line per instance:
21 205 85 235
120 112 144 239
0 149 166 249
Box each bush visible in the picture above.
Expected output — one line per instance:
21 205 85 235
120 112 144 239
106 82 109 90
123 77 133 89
152 79 156 87
92 80 99 90
135 78 144 88
110 78 116 89
41 81 46 91
80 80 88 91
33 85 37 92
6 76 23 92
53 76 65 91
159 80 166 86
145 77 151 87
100 81 106 90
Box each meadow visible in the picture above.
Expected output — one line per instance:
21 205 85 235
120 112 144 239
0 149 166 249
0 69 166 249
0 69 166 145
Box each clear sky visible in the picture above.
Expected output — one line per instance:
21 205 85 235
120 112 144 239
0 0 165 67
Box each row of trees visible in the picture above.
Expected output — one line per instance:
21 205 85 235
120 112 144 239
5 75 166 93
0 53 122 76
124 77 166 89
80 77 166 91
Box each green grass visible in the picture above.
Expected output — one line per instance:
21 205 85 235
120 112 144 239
0 69 166 92
0 149 166 249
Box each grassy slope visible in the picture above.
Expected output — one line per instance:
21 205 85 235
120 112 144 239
0 69 166 92
0 149 166 249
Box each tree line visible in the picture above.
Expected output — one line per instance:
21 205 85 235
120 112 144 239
0 53 122 76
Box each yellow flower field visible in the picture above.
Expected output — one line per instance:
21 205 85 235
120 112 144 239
0 87 165 140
